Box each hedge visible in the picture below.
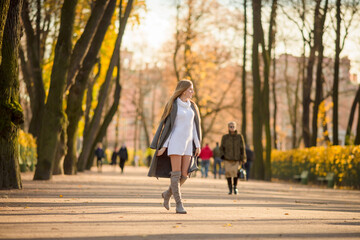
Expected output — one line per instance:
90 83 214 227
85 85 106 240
272 146 360 189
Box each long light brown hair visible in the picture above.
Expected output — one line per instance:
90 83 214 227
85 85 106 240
160 79 199 122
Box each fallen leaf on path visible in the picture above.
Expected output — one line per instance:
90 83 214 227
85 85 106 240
285 213 289 215
59 195 63 198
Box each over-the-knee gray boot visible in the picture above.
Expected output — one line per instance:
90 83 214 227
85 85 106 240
162 175 187 210
170 171 187 214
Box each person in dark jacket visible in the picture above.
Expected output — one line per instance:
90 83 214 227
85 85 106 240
94 142 105 173
111 147 118 167
119 144 128 174
220 122 246 195
244 145 253 180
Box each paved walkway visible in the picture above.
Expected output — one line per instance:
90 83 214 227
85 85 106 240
0 166 360 239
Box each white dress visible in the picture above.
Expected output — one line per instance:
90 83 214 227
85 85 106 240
162 98 200 156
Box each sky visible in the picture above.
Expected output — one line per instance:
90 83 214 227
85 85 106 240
122 0 176 66
122 0 360 79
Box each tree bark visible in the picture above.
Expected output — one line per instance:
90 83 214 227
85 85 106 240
0 0 23 189
355 97 360 145
34 0 78 180
52 123 67 175
66 0 109 89
86 58 122 170
332 0 341 145
252 0 264 180
345 87 360 145
80 0 133 171
272 51 277 149
241 0 247 143
63 0 117 175
311 0 328 147
173 0 181 82
21 0 46 139
0 0 10 65
260 0 277 181
303 0 321 148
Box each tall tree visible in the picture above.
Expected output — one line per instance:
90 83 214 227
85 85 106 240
0 0 10 65
79 0 134 171
34 0 78 180
0 0 24 189
311 0 328 147
332 0 341 145
252 0 264 180
260 0 277 180
241 0 248 143
333 0 359 145
64 0 117 175
346 87 360 144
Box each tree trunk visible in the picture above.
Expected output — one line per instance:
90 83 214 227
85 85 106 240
66 0 109 89
34 0 78 180
252 0 264 180
332 0 341 145
345 87 360 145
272 51 277 149
303 0 321 148
0 0 10 65
21 0 45 139
52 123 67 175
86 59 122 170
260 0 276 181
80 0 133 171
355 98 360 145
0 0 23 189
173 0 181 82
241 0 247 143
311 0 328 147
63 0 117 175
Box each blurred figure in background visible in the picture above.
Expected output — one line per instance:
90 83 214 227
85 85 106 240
245 145 253 181
199 143 213 178
213 142 222 179
95 142 105 173
119 143 128 174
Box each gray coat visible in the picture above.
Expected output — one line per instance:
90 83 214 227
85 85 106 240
147 100 201 178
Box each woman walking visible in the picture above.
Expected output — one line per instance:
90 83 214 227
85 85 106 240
148 79 201 214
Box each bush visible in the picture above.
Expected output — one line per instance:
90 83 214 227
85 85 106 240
18 129 37 172
272 146 360 189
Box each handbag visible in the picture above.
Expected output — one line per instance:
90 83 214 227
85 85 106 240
188 156 199 173
237 167 247 180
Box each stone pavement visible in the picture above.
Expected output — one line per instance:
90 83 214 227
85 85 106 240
0 165 360 239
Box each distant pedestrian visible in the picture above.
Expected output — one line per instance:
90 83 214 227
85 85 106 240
245 145 253 181
119 143 128 174
95 142 105 173
213 142 222 179
148 79 201 214
199 143 213 178
111 147 118 167
220 122 246 195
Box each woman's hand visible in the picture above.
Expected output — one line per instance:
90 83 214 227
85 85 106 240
195 147 201 157
157 147 167 156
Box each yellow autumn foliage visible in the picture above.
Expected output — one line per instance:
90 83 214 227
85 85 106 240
272 145 360 189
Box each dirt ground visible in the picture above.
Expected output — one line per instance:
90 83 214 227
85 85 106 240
0 165 360 240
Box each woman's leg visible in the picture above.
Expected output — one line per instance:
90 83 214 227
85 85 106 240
168 155 187 213
181 155 191 178
170 155 182 171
